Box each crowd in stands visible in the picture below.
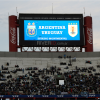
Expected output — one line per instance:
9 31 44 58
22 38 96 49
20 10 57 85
0 56 100 96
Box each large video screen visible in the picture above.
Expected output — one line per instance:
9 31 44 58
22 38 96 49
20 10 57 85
24 20 80 41
19 14 84 47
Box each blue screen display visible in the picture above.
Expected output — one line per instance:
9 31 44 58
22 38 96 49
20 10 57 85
24 20 80 41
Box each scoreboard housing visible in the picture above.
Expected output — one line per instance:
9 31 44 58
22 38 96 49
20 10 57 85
19 14 84 47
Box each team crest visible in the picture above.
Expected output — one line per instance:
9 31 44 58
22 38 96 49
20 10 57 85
27 22 37 37
68 25 77 37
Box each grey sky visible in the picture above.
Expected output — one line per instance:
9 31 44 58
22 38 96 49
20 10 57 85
0 0 100 52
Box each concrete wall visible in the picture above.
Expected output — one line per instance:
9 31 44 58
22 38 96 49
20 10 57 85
0 52 100 58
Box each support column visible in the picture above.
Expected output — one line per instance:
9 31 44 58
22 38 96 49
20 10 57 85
84 16 93 52
9 15 17 52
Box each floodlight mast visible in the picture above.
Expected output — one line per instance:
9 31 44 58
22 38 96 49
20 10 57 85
83 7 85 17
52 3 53 14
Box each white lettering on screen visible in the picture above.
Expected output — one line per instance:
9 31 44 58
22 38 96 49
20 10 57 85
42 31 63 34
39 26 66 29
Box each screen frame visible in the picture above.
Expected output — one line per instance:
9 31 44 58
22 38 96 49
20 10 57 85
19 14 84 47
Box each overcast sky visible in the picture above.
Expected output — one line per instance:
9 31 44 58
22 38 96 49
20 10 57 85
0 0 100 52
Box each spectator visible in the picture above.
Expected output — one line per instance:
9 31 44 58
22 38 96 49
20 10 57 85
46 68 47 74
6 62 9 66
22 68 24 73
64 54 66 59
48 70 49 74
51 71 52 75
55 66 56 72
53 71 54 75
52 66 53 71
1 65 3 70
43 69 44 74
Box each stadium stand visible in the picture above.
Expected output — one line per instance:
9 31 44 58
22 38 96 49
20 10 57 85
0 52 100 100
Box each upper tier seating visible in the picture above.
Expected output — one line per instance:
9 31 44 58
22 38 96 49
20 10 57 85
0 57 100 95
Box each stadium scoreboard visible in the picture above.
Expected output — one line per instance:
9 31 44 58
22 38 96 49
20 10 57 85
19 14 84 47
